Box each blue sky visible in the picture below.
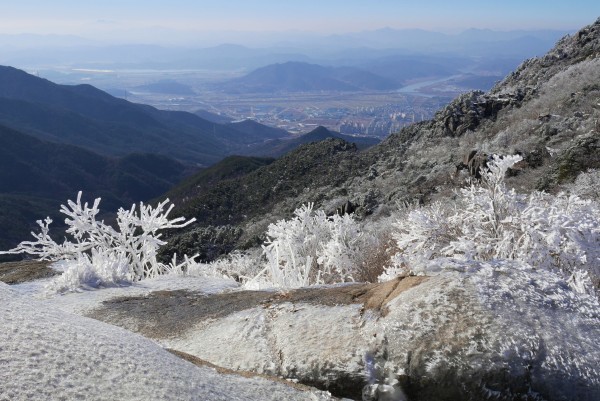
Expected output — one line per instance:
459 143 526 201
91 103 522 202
1 0 598 41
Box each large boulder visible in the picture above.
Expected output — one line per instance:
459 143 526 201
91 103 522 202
85 261 600 401
374 261 599 400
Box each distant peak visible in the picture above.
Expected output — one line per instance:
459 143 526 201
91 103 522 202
309 126 332 135
212 43 248 50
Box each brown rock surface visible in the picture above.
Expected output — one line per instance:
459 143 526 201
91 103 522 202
0 260 57 284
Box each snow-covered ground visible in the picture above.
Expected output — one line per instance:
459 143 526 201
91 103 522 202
3 258 600 400
38 260 596 401
12 267 240 315
0 280 334 401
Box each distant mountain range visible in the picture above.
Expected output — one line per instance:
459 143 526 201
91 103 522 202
0 65 289 165
213 56 509 94
0 65 313 251
0 27 567 99
0 28 568 71
215 61 399 93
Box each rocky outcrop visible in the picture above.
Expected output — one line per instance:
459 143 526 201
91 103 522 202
456 150 490 179
87 263 600 401
433 89 531 137
537 131 600 190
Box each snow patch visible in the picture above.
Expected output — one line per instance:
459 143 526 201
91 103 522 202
0 282 333 401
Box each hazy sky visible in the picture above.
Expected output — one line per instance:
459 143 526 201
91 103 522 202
1 0 598 43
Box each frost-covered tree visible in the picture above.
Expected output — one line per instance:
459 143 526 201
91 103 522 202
1 192 196 291
382 155 600 296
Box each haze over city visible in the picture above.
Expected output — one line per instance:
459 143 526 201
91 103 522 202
0 0 598 45
2 0 596 140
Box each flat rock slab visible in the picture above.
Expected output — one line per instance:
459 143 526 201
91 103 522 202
85 266 600 401
166 348 337 395
0 260 57 284
88 277 426 339
87 277 426 399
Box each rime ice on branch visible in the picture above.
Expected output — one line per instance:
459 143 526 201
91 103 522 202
382 155 600 296
1 192 196 288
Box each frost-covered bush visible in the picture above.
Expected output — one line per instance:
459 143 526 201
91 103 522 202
246 203 368 289
383 155 600 295
169 203 382 290
182 249 264 283
175 205 377 290
1 192 196 291
45 249 131 293
566 168 600 201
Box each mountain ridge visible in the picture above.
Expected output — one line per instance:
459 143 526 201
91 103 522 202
216 61 400 93
160 18 600 260
237 126 380 158
0 123 191 251
0 65 294 164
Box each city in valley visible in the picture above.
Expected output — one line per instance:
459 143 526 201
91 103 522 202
132 86 454 137
38 67 479 138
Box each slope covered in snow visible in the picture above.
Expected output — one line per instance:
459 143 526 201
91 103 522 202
0 282 333 401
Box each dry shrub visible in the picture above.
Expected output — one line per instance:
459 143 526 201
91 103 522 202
354 233 398 283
